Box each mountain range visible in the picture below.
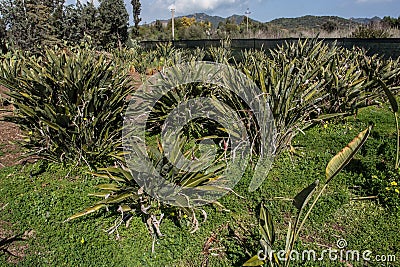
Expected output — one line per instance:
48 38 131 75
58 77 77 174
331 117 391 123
151 13 382 30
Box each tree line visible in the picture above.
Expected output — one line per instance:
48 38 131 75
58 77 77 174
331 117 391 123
382 16 400 28
0 0 142 52
138 15 400 41
139 17 269 41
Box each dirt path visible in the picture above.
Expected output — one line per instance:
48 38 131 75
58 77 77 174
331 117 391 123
0 86 23 168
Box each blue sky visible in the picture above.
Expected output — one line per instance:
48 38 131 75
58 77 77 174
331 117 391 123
68 0 399 24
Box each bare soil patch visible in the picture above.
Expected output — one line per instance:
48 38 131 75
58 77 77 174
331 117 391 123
0 86 23 168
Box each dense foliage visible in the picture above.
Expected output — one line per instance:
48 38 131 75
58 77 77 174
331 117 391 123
131 0 142 36
0 46 133 166
0 1 398 48
237 39 400 152
351 24 392 38
0 0 133 50
0 38 399 266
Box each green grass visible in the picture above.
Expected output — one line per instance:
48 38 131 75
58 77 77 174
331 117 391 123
0 105 399 266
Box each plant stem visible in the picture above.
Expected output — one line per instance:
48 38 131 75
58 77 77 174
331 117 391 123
395 112 399 170
294 183 328 243
284 216 299 267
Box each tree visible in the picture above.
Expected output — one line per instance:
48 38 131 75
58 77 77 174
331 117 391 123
351 24 391 38
0 0 31 49
79 1 99 43
0 0 65 51
51 0 65 42
154 20 163 31
0 17 7 52
98 0 129 48
26 0 65 48
382 16 400 28
62 4 83 45
180 16 195 28
322 21 338 33
60 1 102 47
217 18 239 37
181 24 206 39
131 0 141 36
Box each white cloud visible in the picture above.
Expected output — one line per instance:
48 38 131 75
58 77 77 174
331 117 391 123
162 0 240 14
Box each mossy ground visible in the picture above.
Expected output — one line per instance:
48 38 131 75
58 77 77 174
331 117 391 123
0 105 399 266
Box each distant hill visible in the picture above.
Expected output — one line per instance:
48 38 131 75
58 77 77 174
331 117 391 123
150 13 369 32
151 12 257 28
184 13 226 27
349 16 381 24
226 14 246 24
266 15 360 31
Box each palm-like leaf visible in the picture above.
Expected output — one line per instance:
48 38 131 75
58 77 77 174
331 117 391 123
259 203 275 246
0 47 134 166
326 125 373 183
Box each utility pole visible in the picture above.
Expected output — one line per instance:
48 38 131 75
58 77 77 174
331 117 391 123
171 8 175 41
245 8 251 35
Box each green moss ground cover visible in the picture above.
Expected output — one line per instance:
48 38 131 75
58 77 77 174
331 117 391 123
0 106 399 266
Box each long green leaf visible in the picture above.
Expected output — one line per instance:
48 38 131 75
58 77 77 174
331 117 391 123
243 255 265 267
326 125 372 183
285 221 293 255
101 193 136 204
292 180 319 211
96 184 120 191
259 203 275 246
377 78 398 113
65 204 106 222
376 79 400 170
395 114 399 170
